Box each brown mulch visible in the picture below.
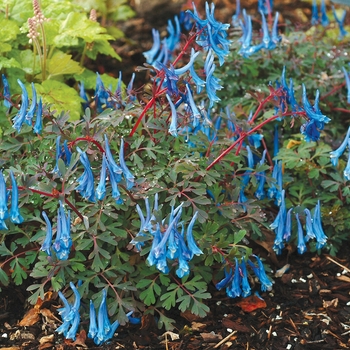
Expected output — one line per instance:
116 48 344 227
1 245 350 350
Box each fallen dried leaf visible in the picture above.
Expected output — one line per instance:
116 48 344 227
200 332 223 342
323 298 338 308
39 334 54 345
191 322 207 331
236 294 267 312
18 308 40 327
222 318 251 332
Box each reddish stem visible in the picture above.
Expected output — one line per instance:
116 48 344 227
70 137 105 153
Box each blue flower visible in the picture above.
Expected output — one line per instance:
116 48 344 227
0 171 8 227
312 201 327 249
106 159 123 204
88 300 98 339
174 50 200 76
33 97 43 134
260 11 275 50
79 81 89 110
96 154 107 200
300 119 322 142
104 135 123 182
302 84 330 123
53 136 62 175
331 127 350 166
56 282 81 341
186 211 203 258
343 66 350 104
154 62 179 95
166 94 178 137
320 0 329 26
271 12 281 44
119 138 135 189
295 213 307 254
127 73 136 102
248 255 273 292
255 150 267 200
53 201 72 260
9 171 23 224
2 74 11 108
304 208 315 242
232 0 240 27
76 148 96 202
226 258 242 298
25 83 37 126
283 207 293 242
12 80 29 133
215 267 233 290
41 211 52 256
311 0 319 25
165 16 180 53
258 0 273 15
240 259 251 297
271 190 286 254
332 6 347 39
144 29 160 64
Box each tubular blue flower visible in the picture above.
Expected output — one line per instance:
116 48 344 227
342 66 350 104
127 312 141 325
295 213 307 254
154 62 179 95
119 138 135 189
312 201 328 249
144 28 160 64
242 145 254 187
302 84 330 123
320 0 329 26
33 97 43 134
96 154 107 200
2 74 11 108
271 190 286 254
166 94 178 137
53 136 62 174
240 259 251 297
56 283 81 340
146 223 163 268
255 150 267 200
166 16 180 53
0 171 8 225
79 81 89 110
330 127 350 166
344 143 350 180
63 140 72 166
9 171 23 224
176 240 191 278
258 0 273 15
189 51 206 94
41 211 52 256
174 50 200 76
53 201 72 260
271 12 281 44
12 80 29 133
332 6 347 39
95 73 110 112
283 207 293 242
304 208 315 242
300 119 322 142
186 211 203 258
226 258 241 298
94 290 111 345
25 83 37 126
76 148 96 202
185 84 201 124
260 11 275 50
127 73 136 102
232 0 240 26
311 0 319 25
104 135 123 182
288 78 301 115
216 267 233 290
106 159 123 204
248 255 273 292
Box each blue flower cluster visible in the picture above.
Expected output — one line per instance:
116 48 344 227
2 76 43 134
216 255 273 297
131 195 203 278
57 284 138 344
311 0 329 26
85 72 137 113
270 191 327 254
332 6 348 40
0 170 23 229
41 201 72 260
276 67 331 142
238 9 281 57
187 2 230 66
53 135 134 204
258 0 273 15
